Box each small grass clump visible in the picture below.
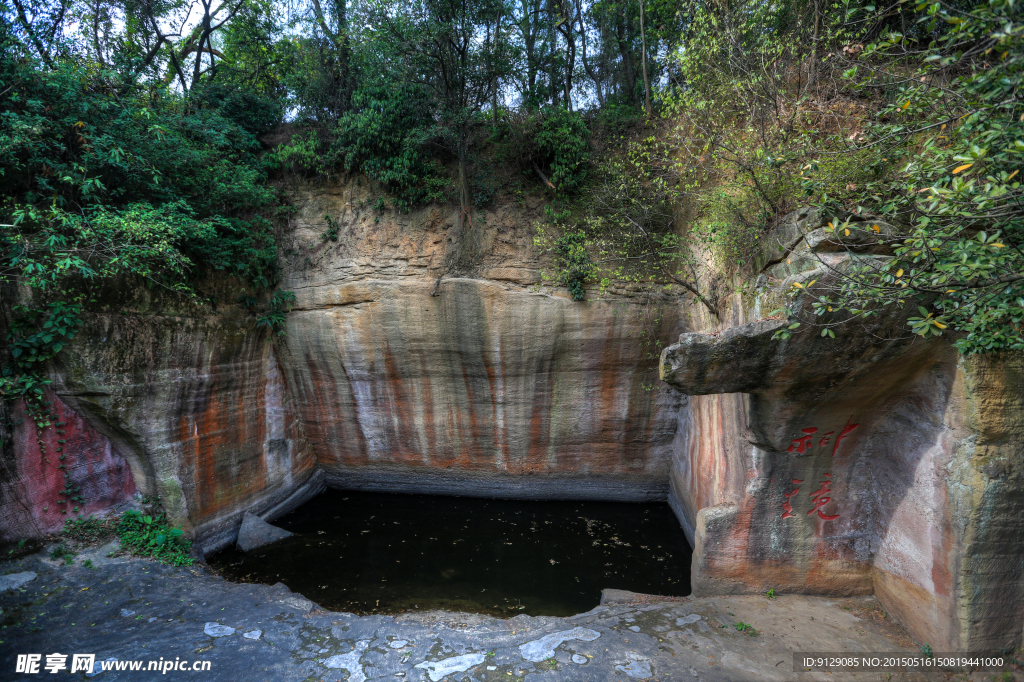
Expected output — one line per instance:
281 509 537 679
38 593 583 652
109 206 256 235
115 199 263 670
49 543 76 565
733 622 759 637
116 511 193 566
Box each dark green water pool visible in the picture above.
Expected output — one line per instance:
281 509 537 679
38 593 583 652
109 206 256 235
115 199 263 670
209 490 691 618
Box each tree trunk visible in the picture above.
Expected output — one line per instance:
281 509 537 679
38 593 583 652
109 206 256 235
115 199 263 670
640 0 652 116
809 0 819 92
493 8 502 125
577 1 603 107
557 0 576 109
615 12 637 105
547 0 558 107
337 0 352 113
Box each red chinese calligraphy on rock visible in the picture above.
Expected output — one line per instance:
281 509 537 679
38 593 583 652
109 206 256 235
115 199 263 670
787 428 818 453
807 473 840 520
785 419 860 456
832 420 859 457
781 479 803 519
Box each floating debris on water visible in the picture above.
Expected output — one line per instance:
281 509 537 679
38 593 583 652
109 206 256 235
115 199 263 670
210 490 691 617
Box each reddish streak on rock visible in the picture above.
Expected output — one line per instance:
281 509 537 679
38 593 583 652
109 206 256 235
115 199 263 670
526 365 553 471
384 346 419 463
417 354 438 462
303 349 367 466
481 349 505 469
458 361 485 467
185 360 268 518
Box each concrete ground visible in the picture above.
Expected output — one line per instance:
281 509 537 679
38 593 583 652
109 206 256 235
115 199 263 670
0 542 1016 682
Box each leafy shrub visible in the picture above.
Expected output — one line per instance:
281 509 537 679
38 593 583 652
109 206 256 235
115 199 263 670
195 83 283 137
116 511 193 566
533 108 590 193
321 215 340 242
333 85 449 210
256 290 297 336
553 228 596 301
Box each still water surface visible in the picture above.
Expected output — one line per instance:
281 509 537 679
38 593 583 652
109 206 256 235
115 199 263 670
210 490 691 617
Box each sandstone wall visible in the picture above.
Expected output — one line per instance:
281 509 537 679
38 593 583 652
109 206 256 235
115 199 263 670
660 209 1024 652
47 301 319 554
276 180 686 499
0 389 136 542
1 178 688 554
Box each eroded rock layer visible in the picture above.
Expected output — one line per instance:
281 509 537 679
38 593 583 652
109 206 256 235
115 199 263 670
279 278 681 499
1 178 687 552
275 181 686 498
50 305 319 553
660 209 1024 652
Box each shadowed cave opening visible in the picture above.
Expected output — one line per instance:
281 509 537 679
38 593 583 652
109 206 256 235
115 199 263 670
209 490 692 617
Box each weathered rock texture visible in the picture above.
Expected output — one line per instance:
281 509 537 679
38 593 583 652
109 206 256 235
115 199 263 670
35 291 320 553
0 389 136 542
274 180 685 500
660 208 1024 652
1 178 686 554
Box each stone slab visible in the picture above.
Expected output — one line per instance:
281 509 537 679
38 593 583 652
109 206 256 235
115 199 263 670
236 512 293 552
0 571 36 591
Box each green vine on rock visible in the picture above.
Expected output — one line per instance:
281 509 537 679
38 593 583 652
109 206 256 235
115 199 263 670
321 215 340 242
1 301 82 422
255 290 297 336
555 228 596 301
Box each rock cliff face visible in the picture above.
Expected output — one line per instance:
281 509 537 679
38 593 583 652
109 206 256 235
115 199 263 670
275 181 684 500
659 208 1024 652
0 390 136 540
3 181 1019 654
1 178 686 553
47 298 320 552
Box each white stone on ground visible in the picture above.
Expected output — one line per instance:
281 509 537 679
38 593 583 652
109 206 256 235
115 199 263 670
324 640 370 682
519 627 601 662
615 653 653 679
414 653 487 681
204 622 235 637
0 571 37 592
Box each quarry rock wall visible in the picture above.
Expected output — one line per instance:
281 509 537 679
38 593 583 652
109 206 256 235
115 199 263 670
45 300 320 554
275 180 685 500
659 209 1024 652
0 178 687 553
2 179 1019 655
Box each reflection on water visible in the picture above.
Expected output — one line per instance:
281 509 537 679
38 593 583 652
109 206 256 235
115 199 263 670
209 490 692 617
